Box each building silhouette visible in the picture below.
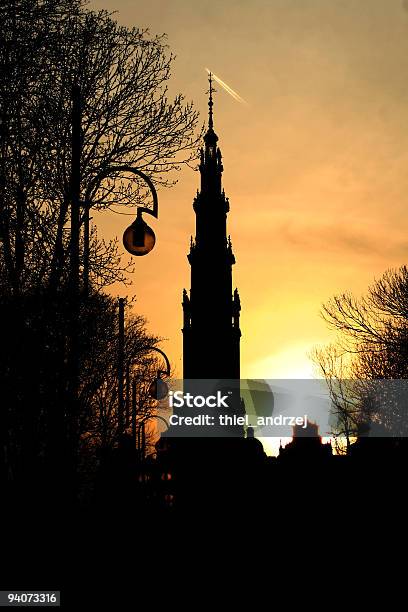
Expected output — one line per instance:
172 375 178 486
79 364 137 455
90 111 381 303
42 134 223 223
278 422 332 461
182 74 241 380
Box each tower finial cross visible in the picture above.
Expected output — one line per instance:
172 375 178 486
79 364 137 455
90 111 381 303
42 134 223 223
206 72 216 130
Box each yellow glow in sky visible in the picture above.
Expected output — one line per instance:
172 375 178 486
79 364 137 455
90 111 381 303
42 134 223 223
91 0 408 382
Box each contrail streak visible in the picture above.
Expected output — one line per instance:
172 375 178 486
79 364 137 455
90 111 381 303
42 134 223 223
205 68 248 105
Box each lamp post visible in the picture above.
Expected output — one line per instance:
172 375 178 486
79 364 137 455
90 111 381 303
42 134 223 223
82 166 159 436
127 346 171 451
67 84 82 481
67 85 161 489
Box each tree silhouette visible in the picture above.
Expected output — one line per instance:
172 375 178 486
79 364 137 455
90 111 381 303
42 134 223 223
314 265 408 445
0 0 202 295
0 290 161 487
311 344 360 454
0 1 200 497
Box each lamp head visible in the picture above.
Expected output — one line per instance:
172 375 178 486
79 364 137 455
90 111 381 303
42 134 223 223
149 377 169 401
123 209 155 256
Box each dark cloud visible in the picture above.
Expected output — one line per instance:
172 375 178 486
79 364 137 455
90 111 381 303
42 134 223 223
403 0 408 13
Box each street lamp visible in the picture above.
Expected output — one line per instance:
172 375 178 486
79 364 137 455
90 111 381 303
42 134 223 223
83 167 159 433
128 345 171 416
142 346 171 401
127 347 171 456
68 86 162 489
138 414 169 461
84 161 163 438
122 208 155 256
83 164 159 293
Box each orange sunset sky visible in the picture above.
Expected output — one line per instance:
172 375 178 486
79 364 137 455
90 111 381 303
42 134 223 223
91 0 408 380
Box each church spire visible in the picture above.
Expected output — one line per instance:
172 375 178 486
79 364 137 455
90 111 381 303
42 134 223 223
204 72 218 146
201 72 222 194
208 71 214 130
182 73 241 383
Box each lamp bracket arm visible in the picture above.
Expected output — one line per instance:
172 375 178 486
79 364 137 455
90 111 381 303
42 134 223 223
84 165 158 219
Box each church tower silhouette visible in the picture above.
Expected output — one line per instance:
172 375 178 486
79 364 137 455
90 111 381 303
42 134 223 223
182 74 241 380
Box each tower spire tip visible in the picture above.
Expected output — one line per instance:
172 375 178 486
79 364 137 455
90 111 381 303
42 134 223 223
207 71 215 130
